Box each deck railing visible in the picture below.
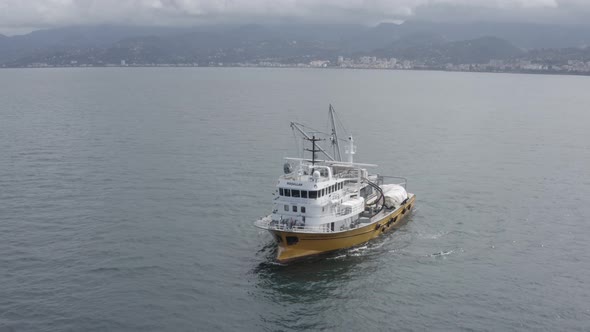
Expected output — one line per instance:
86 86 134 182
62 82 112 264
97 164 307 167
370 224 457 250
254 217 336 233
378 175 408 189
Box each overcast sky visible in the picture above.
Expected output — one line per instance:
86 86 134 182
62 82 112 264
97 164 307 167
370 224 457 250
1 0 590 35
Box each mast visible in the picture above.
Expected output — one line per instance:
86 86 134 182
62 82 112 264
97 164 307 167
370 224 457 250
304 136 323 167
329 104 342 161
291 122 335 161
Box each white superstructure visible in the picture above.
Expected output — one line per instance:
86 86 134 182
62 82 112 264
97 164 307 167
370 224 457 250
255 105 409 234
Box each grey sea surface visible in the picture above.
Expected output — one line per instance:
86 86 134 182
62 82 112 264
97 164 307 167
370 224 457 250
1 67 589 331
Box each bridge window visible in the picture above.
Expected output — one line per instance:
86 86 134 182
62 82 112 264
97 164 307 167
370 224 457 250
292 190 300 198
309 191 317 199
284 189 291 197
321 189 325 197
293 206 297 212
301 207 306 213
284 205 289 211
279 188 284 196
301 190 308 198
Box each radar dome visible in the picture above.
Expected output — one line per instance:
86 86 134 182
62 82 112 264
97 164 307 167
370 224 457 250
283 163 293 174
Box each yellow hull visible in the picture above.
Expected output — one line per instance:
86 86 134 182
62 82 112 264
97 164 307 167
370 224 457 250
270 195 416 263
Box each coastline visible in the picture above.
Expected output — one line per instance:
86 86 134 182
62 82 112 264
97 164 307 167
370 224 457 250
3 63 590 77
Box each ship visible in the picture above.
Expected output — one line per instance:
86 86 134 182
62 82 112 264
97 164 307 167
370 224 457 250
254 105 416 263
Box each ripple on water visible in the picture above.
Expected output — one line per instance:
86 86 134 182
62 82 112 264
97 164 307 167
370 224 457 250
2 68 590 331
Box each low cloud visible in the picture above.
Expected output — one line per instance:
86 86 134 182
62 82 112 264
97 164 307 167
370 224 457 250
0 0 589 34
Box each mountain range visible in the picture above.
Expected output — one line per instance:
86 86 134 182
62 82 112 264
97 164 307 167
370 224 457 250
1 21 590 67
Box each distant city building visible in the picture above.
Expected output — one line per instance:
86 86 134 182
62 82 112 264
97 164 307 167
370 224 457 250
310 60 329 67
359 56 373 65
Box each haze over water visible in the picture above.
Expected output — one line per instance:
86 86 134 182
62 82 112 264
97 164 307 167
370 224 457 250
1 68 589 331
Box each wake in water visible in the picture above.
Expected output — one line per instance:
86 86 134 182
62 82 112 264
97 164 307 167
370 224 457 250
256 240 277 254
427 247 465 258
430 250 455 257
327 245 372 260
327 231 411 261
